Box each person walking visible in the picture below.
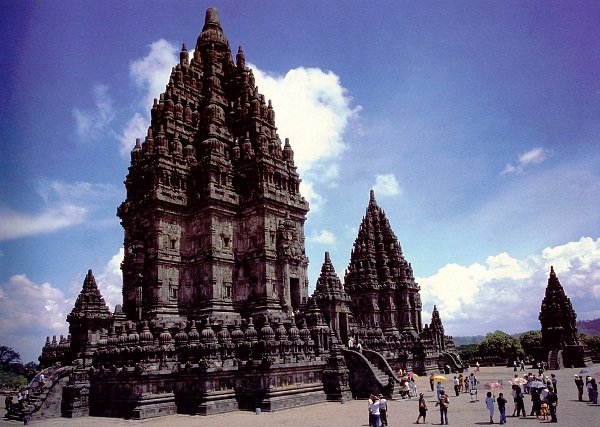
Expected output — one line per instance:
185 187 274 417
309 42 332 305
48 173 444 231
497 392 507 424
436 389 449 425
591 378 598 404
378 394 388 426
485 391 495 424
410 377 418 397
546 386 558 423
429 373 435 391
415 392 427 424
368 394 382 427
550 373 557 394
574 375 584 401
453 376 460 397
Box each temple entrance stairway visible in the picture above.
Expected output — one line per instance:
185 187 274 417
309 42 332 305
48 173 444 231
548 349 563 370
341 348 401 399
19 364 79 422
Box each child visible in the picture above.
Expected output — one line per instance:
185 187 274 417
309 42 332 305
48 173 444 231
540 402 549 421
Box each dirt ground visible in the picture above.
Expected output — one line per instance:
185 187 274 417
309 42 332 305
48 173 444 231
2 365 598 426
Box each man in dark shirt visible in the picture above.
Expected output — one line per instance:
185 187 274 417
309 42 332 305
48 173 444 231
546 386 558 423
574 375 584 401
497 392 508 424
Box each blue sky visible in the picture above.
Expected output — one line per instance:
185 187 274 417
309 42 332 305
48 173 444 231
1 1 599 363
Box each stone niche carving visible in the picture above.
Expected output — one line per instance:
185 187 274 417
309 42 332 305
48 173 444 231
159 220 182 252
277 216 304 263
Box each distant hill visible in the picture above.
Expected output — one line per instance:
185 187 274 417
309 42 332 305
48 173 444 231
578 318 600 336
453 335 485 346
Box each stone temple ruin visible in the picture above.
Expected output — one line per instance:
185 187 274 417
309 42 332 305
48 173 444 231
27 7 461 420
538 266 592 369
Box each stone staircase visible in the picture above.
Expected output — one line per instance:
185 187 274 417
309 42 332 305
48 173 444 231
341 349 399 399
548 349 562 370
22 365 75 421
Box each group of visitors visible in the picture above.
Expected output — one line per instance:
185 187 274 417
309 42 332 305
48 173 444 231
575 374 598 404
367 393 388 427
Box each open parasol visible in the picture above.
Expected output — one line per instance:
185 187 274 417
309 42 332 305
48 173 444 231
510 377 527 386
484 382 503 390
528 380 544 389
433 375 447 381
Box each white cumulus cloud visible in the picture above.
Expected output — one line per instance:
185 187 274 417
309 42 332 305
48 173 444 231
307 230 336 245
130 39 179 110
0 275 71 363
502 146 552 174
372 174 401 197
418 237 600 335
95 248 125 311
73 84 116 139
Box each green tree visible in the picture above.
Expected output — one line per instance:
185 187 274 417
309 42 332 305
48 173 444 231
457 344 479 362
477 330 522 358
580 334 600 354
0 346 22 370
519 330 542 357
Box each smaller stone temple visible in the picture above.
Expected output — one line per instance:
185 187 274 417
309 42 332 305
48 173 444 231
538 266 592 368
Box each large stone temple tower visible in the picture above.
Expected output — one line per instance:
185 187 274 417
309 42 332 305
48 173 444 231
344 190 423 336
32 7 459 421
117 8 309 326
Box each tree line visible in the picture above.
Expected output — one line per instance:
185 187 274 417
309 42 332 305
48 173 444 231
457 330 600 364
0 346 39 389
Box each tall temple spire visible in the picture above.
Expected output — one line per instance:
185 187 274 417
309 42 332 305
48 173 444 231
118 5 308 324
539 266 579 349
345 191 422 336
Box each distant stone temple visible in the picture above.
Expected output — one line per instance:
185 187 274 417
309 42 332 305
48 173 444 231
539 266 591 369
27 7 460 421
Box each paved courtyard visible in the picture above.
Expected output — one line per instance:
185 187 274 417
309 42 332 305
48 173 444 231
2 366 597 426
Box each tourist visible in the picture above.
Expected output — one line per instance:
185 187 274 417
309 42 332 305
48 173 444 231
586 376 593 401
574 375 584 401
453 376 460 396
458 373 464 393
436 381 443 400
497 392 507 424
410 376 418 397
348 336 355 349
38 373 45 392
429 373 435 391
546 386 558 422
530 387 541 418
403 380 411 399
368 394 382 427
550 373 557 394
520 359 525 371
368 394 375 427
415 392 428 424
513 360 518 372
5 393 12 411
476 361 480 372
378 394 388 426
511 384 525 417
357 341 363 354
436 389 450 425
591 378 598 404
485 391 495 424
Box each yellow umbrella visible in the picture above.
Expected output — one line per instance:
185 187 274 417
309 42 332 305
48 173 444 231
433 375 447 381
